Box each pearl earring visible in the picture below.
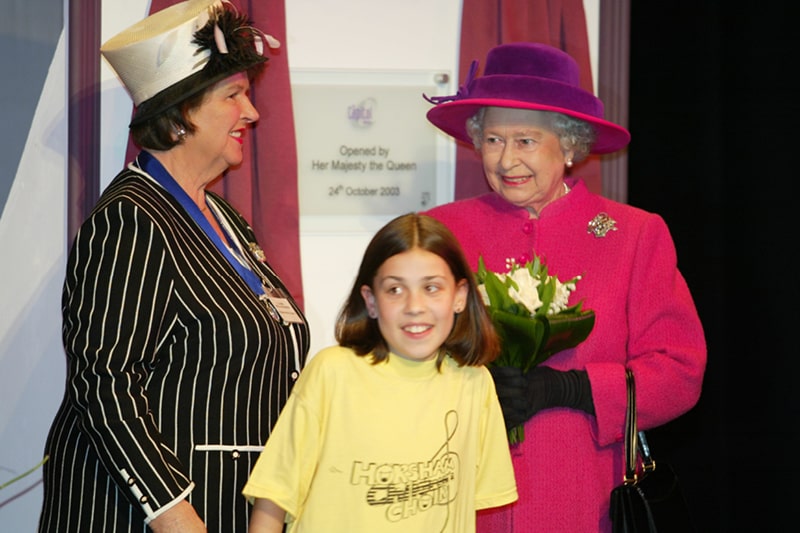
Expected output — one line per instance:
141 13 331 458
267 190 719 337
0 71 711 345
565 159 573 168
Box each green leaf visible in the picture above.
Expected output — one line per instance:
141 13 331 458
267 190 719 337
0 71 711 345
488 309 595 371
477 256 489 281
532 311 595 368
489 309 547 369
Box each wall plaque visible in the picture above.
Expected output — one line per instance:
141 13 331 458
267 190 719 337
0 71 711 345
291 69 452 229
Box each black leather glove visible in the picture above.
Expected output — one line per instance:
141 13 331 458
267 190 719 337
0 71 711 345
489 365 595 430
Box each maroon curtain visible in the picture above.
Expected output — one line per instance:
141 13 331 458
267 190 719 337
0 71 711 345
68 0 102 243
125 0 304 309
455 0 601 200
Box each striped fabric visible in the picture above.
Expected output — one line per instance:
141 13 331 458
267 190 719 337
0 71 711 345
38 166 310 532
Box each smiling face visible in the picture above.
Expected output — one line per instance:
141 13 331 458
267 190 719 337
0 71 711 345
360 248 468 363
479 107 572 216
184 71 260 178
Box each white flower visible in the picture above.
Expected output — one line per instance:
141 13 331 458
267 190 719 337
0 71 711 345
476 255 583 319
506 268 543 315
477 283 491 306
549 277 579 314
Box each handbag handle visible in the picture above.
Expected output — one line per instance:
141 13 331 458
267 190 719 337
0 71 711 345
622 369 638 484
623 369 657 483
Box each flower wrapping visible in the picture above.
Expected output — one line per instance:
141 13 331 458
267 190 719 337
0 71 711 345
477 256 595 443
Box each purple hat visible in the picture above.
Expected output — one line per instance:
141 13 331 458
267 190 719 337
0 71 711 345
425 42 630 154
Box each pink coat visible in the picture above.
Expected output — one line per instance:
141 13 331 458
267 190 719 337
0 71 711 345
424 179 706 532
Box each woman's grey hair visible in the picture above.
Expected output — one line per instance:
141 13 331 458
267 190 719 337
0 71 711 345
465 107 597 162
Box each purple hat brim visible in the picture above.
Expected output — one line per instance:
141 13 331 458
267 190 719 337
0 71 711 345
426 98 630 154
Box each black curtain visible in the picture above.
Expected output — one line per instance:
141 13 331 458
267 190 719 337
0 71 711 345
629 3 798 531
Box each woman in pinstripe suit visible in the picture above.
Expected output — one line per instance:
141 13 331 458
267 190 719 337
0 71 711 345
38 2 309 532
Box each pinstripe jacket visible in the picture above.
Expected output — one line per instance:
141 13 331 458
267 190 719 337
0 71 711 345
39 165 310 532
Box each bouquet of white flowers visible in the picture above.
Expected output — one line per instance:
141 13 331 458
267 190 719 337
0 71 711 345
477 256 595 443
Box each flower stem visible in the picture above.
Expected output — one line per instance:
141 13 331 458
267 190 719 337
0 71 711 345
508 425 525 445
0 455 49 490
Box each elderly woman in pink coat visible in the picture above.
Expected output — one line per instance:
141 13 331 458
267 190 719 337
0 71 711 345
423 42 706 532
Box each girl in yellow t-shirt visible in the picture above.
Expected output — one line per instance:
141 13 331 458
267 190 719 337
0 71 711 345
243 213 517 533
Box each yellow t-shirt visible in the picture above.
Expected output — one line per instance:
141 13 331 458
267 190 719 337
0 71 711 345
243 345 517 532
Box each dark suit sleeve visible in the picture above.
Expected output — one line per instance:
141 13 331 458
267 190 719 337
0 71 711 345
62 199 192 519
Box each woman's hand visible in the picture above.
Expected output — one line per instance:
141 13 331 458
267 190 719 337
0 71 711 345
489 365 595 429
149 500 207 533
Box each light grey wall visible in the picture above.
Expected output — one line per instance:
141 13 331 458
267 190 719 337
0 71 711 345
0 1 67 531
0 0 63 213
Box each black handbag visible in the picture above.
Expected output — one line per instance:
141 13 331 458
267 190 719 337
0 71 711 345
609 369 695 532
